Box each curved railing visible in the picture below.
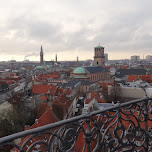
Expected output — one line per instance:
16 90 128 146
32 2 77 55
0 98 152 152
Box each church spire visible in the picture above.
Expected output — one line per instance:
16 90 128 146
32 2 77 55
41 45 43 53
56 54 57 62
40 45 43 65
77 56 79 66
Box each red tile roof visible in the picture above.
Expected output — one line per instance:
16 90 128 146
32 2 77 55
36 103 48 119
32 85 57 95
85 91 105 104
127 75 152 83
3 76 22 82
18 108 58 152
52 102 66 120
0 80 16 85
38 74 60 79
64 89 72 95
40 95 47 102
51 93 74 119
56 87 64 94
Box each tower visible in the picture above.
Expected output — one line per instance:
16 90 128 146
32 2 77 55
56 54 57 62
94 45 105 67
40 45 43 65
77 56 79 66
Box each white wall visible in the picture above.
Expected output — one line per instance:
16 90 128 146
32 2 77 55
14 82 25 92
108 85 146 99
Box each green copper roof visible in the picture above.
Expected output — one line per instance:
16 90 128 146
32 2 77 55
35 66 43 69
94 45 104 49
73 67 86 74
74 76 88 78
47 65 52 68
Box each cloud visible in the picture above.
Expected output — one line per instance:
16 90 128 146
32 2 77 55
0 0 152 60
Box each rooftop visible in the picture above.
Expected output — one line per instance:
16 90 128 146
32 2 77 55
73 67 86 74
94 45 104 49
84 66 109 74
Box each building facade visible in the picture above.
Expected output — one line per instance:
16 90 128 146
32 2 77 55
131 55 140 62
146 55 152 61
70 66 110 82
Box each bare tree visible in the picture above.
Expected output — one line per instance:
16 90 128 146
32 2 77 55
0 93 36 137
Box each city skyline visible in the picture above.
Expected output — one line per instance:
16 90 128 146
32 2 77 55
0 0 152 61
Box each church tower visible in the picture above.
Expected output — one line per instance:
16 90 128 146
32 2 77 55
40 45 43 65
94 45 105 67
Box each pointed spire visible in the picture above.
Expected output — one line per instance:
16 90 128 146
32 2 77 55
56 54 57 62
40 45 43 65
41 45 43 53
77 56 79 66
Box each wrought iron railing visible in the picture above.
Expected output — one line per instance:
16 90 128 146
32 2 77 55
0 98 152 152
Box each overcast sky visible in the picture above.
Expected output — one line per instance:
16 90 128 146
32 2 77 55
0 0 152 61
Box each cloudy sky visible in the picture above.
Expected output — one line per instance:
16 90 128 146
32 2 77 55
0 0 152 61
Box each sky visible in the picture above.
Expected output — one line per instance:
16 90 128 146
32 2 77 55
0 0 152 61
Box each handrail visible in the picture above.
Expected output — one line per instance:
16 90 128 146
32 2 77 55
0 97 152 151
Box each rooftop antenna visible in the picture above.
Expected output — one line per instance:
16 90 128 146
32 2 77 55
143 54 144 60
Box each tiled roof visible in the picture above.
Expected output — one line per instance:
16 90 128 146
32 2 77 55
57 79 81 89
38 74 59 79
56 87 64 94
81 80 93 85
19 108 58 151
52 102 66 120
32 85 57 95
3 76 22 82
98 81 113 87
40 95 47 101
115 69 147 78
84 66 109 74
127 75 152 83
36 103 48 119
85 91 105 104
52 93 74 119
38 108 58 125
64 89 72 95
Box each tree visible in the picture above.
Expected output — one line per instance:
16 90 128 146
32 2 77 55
108 81 121 103
102 78 121 103
0 93 36 137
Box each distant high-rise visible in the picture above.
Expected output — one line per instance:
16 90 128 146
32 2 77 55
131 55 140 62
104 53 108 63
94 45 105 67
40 45 43 65
146 55 152 61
